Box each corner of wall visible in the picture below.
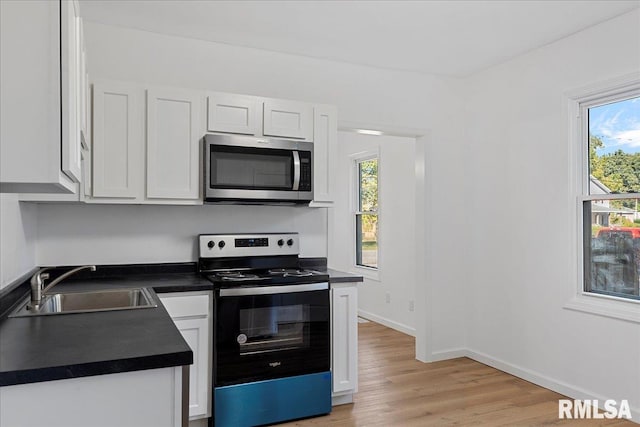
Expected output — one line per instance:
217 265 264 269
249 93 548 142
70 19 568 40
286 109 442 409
0 194 37 289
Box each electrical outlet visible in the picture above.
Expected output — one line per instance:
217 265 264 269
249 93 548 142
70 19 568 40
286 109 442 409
409 300 415 312
385 292 391 303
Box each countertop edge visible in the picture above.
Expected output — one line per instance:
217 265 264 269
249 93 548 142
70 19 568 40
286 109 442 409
0 350 193 387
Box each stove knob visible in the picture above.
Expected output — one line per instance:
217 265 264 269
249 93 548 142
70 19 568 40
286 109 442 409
287 239 294 246
277 239 284 247
207 240 215 249
218 240 226 248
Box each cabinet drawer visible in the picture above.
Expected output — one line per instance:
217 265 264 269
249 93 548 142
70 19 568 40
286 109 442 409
160 294 209 318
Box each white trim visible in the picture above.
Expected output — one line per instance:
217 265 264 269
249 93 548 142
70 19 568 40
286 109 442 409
414 133 433 363
331 393 353 406
338 120 427 138
358 309 415 337
565 294 640 323
566 74 640 323
430 348 468 362
581 194 640 202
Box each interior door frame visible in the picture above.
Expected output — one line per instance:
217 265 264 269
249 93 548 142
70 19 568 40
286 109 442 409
335 121 433 363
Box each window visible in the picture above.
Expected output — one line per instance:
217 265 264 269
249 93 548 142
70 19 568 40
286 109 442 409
579 86 640 303
355 156 378 269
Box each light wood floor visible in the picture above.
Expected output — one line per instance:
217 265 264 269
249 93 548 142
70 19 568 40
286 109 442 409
278 321 633 426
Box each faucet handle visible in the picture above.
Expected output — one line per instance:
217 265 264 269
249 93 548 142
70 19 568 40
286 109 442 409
30 268 51 288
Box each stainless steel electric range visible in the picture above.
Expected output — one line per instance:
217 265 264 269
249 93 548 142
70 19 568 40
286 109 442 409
198 233 331 427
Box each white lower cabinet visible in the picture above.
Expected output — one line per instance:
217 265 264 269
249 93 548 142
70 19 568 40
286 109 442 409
0 367 186 427
159 292 212 421
331 282 358 405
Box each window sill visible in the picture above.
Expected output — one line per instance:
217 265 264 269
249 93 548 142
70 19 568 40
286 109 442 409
352 265 380 281
564 292 640 324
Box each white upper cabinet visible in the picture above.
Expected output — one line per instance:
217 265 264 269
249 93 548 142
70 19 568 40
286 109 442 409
310 105 337 206
147 88 204 199
90 82 204 204
263 99 314 141
147 88 203 200
92 81 144 199
0 0 82 194
207 92 259 135
60 0 82 183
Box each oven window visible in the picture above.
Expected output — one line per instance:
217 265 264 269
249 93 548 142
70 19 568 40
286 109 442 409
211 146 293 190
239 305 309 355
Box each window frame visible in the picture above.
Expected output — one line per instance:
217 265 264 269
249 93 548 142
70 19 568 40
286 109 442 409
352 151 380 277
566 73 640 323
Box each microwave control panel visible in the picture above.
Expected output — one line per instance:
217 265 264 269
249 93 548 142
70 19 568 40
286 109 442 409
299 152 312 191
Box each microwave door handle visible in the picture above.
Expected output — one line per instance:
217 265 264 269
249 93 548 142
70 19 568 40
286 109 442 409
292 151 301 191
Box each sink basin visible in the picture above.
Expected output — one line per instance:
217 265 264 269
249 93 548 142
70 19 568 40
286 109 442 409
9 288 158 317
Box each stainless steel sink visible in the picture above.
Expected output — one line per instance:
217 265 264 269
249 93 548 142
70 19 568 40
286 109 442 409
9 288 157 317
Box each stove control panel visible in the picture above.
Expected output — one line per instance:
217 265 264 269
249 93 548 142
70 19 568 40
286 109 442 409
199 233 299 258
235 237 268 248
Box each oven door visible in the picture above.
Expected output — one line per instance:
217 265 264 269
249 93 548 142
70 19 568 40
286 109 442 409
214 283 330 387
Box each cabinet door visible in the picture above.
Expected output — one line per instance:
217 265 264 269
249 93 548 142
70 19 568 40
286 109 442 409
207 93 259 135
332 285 358 394
159 292 211 421
92 81 144 198
60 0 82 183
172 317 209 420
263 100 314 141
147 88 202 200
77 17 88 148
311 105 337 206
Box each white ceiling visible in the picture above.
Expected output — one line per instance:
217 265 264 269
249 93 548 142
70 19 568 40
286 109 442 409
79 0 640 77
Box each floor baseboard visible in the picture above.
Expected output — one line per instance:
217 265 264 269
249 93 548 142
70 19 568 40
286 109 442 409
357 309 416 337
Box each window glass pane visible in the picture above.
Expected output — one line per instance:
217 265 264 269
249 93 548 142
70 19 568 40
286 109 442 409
356 213 378 268
589 96 640 195
584 199 640 300
359 159 378 212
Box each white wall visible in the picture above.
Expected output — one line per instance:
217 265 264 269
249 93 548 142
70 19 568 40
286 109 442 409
36 204 326 266
464 9 640 417
44 22 468 355
329 132 416 335
0 194 37 289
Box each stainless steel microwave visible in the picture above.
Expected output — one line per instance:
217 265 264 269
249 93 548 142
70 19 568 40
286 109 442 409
204 134 313 204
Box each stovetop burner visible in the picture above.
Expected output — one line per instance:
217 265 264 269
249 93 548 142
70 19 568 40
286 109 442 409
199 233 329 287
216 272 263 282
268 268 314 278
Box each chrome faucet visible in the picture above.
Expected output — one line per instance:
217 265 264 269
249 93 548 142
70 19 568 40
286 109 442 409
28 265 96 310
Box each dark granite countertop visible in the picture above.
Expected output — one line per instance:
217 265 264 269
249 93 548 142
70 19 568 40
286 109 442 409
0 265 210 387
325 269 364 284
0 260 358 387
298 259 363 284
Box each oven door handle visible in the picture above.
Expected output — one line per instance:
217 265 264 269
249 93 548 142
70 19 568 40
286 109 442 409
292 151 301 191
219 282 328 296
